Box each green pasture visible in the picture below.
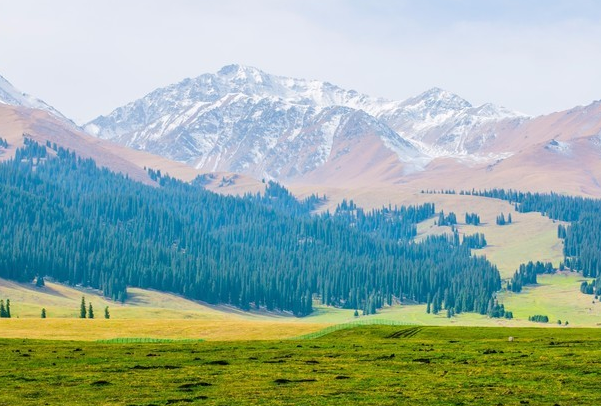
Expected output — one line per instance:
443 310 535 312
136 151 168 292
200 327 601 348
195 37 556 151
1 325 600 405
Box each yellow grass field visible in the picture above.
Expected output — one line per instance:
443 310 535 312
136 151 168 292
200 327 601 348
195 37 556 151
0 318 329 341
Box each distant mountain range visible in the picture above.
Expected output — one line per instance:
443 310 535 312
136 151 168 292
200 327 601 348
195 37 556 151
2 66 601 195
84 65 528 182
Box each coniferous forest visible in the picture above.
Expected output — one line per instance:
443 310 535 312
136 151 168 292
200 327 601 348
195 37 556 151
0 141 503 316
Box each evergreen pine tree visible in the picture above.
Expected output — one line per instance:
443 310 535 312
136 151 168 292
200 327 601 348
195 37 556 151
6 299 10 318
88 303 94 319
0 300 5 318
80 297 87 318
36 276 45 287
41 308 47 318
104 306 110 319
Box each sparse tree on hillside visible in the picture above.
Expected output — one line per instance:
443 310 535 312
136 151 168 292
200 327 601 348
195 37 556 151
36 276 45 287
80 297 87 318
41 308 46 318
88 303 94 319
0 300 5 318
5 299 10 318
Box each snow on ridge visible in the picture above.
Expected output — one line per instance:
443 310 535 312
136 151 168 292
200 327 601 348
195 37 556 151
0 74 68 121
85 64 530 179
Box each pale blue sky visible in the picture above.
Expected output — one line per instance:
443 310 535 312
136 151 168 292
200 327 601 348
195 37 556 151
1 0 600 123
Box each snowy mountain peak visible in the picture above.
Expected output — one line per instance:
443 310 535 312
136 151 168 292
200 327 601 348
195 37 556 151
0 74 67 121
217 64 265 81
86 65 528 182
405 87 472 111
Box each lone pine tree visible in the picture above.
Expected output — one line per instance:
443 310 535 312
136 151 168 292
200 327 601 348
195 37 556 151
80 297 86 318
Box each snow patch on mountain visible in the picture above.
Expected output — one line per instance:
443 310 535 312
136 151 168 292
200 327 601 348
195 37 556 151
545 139 571 155
374 88 528 158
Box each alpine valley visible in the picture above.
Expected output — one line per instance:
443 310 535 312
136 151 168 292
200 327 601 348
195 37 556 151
3 62 601 406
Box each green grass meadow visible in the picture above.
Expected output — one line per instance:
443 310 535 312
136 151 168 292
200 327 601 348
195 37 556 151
2 325 601 405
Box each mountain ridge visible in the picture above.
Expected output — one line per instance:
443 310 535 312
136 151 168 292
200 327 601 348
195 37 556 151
84 64 526 182
0 74 70 123
2 66 601 196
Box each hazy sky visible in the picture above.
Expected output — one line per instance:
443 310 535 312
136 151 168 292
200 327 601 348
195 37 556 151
1 0 601 124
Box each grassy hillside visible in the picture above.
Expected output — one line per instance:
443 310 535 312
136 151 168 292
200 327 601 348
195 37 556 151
1 325 599 405
0 278 245 320
295 187 565 279
499 272 601 326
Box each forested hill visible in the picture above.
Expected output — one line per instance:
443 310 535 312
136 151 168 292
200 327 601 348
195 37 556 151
0 140 501 316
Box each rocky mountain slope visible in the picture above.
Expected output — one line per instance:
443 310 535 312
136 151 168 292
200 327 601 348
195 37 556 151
2 67 600 196
85 65 525 182
0 102 264 196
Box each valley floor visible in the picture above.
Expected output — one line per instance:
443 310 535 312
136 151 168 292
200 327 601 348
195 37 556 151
1 326 600 406
1 269 599 342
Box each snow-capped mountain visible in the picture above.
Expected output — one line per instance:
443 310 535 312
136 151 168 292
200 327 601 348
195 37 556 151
85 65 526 182
0 74 68 121
369 88 528 160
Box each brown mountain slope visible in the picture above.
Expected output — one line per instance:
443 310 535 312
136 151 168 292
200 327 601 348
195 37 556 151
3 98 600 197
0 104 263 194
288 101 601 196
398 101 601 196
